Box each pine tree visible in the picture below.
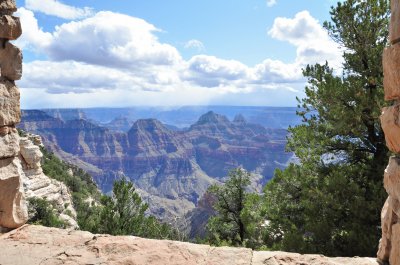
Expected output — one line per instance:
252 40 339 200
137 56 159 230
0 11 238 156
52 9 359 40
262 0 390 256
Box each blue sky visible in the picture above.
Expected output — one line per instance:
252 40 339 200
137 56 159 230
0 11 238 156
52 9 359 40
14 0 342 109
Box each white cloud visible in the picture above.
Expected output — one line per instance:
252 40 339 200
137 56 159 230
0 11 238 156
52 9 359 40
268 10 342 68
17 9 340 108
14 8 52 50
252 59 302 83
267 0 277 7
20 11 182 70
25 0 93 20
184 39 205 52
185 55 250 87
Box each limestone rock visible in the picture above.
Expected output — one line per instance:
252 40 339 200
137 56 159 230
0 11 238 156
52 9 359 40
383 44 400 100
21 136 78 229
0 15 21 40
384 157 400 201
0 225 380 265
381 105 400 153
0 129 18 158
0 41 22 80
377 197 398 261
0 157 28 228
0 78 19 126
19 137 42 171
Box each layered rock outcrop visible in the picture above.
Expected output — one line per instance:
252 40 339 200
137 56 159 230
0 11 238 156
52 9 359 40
0 225 380 265
378 1 400 264
20 135 78 229
0 0 27 229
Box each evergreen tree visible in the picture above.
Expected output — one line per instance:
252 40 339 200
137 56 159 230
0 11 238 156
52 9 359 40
206 168 263 247
98 178 182 240
262 0 390 256
99 178 149 236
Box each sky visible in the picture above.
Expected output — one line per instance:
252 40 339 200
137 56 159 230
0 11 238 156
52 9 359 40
13 0 343 109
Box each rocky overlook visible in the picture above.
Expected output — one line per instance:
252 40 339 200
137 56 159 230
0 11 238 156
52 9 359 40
19 110 291 220
0 225 379 265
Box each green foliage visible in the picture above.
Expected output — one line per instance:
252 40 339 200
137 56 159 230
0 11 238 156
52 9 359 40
98 178 182 240
206 168 264 248
27 198 66 228
262 0 389 257
40 147 103 231
40 147 181 240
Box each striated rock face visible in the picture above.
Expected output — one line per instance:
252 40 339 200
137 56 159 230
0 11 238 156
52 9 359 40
20 135 78 229
0 0 28 229
19 110 291 221
378 1 400 264
0 225 379 265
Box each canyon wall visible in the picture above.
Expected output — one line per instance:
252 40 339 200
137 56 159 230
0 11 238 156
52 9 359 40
378 1 400 264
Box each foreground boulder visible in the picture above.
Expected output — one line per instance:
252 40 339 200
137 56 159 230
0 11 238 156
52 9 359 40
0 225 379 265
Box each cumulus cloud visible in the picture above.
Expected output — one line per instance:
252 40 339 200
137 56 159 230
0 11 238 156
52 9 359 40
268 10 342 68
267 0 277 7
15 8 52 50
25 0 93 20
17 9 340 108
184 39 205 52
41 12 182 69
185 55 250 87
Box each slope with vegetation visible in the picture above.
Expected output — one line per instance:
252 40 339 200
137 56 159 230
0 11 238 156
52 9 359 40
31 143 182 240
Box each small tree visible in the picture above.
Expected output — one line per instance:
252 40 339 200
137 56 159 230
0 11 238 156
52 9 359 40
28 198 66 228
98 178 182 240
99 178 148 236
206 168 258 247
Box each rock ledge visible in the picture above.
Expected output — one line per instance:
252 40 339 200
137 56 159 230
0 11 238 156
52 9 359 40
0 225 379 265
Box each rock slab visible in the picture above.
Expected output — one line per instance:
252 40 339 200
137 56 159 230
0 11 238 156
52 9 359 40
0 225 380 265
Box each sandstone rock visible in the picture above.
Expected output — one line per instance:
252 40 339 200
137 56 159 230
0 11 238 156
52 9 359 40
0 15 21 40
381 105 400 153
383 44 400 100
0 41 22 80
0 78 19 126
391 0 400 44
0 129 18 158
384 157 400 201
0 157 28 228
0 225 380 265
390 223 400 265
377 197 398 261
0 0 16 14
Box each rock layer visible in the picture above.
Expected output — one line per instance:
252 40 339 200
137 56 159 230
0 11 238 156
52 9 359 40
19 110 291 221
20 135 78 229
0 0 28 229
378 2 400 264
0 225 380 265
